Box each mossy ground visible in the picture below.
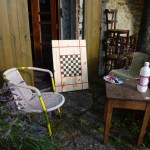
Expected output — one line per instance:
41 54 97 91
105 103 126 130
0 78 150 150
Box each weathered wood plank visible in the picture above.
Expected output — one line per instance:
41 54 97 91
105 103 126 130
106 82 124 99
85 0 102 80
0 0 5 70
7 0 22 66
112 99 146 110
17 0 32 64
52 40 88 92
16 0 33 84
140 87 150 102
0 0 14 69
122 80 143 101
52 40 61 87
0 0 33 85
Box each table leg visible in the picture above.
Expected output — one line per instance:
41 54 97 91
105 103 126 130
104 99 108 122
104 100 113 144
137 104 150 146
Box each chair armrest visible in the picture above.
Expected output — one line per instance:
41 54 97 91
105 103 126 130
16 67 56 92
17 67 53 77
12 83 41 96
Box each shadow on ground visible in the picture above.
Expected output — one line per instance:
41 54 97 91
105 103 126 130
1 76 150 150
49 78 150 150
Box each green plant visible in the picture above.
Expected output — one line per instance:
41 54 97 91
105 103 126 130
130 123 140 135
110 137 134 150
97 124 104 133
77 118 87 126
0 103 61 150
143 130 150 147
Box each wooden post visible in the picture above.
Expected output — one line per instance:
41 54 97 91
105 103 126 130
84 0 102 80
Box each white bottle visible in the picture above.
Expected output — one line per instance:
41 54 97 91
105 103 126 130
137 62 150 92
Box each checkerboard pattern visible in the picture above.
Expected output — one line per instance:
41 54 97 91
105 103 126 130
60 55 82 77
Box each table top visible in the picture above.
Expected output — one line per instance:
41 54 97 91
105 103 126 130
106 80 150 102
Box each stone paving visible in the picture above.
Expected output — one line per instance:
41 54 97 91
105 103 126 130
55 79 115 150
35 75 150 150
50 78 150 150
1 72 150 149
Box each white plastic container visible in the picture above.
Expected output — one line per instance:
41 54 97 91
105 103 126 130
137 62 150 92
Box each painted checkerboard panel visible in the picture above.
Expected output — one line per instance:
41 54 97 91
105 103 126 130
52 40 88 92
60 55 82 77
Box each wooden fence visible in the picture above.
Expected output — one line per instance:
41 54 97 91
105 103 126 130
0 0 33 86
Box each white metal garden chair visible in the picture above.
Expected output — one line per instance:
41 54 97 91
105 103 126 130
3 67 65 137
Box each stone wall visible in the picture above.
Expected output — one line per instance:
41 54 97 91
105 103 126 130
61 0 144 40
61 0 84 40
78 0 84 39
99 0 144 75
104 0 144 36
61 0 76 39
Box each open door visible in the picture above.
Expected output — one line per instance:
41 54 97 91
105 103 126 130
27 0 60 70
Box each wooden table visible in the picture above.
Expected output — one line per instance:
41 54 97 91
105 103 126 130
104 80 150 146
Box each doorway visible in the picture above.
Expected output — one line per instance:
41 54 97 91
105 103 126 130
27 0 60 70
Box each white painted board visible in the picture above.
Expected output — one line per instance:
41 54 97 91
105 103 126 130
52 40 88 92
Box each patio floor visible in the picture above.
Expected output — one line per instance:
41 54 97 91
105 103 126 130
1 75 150 150
48 78 150 150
